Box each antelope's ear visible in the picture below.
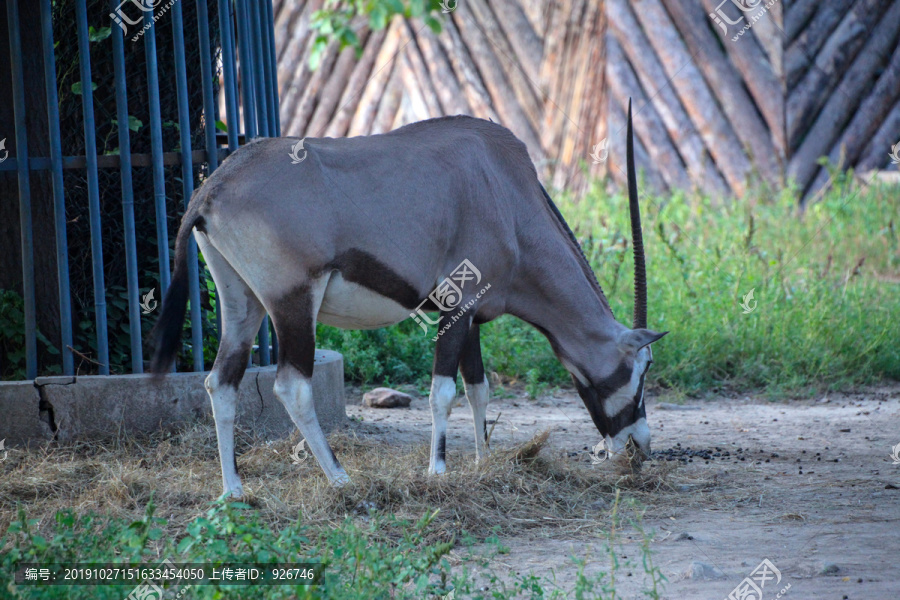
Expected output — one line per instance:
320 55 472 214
618 329 668 354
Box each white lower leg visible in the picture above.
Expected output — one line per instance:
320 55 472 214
428 375 457 475
274 367 349 485
206 372 244 498
464 378 491 461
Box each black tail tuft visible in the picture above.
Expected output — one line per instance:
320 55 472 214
149 209 204 377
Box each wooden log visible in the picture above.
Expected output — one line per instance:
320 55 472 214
400 50 437 121
806 39 900 194
633 0 751 196
274 0 321 99
399 21 443 117
701 0 786 157
607 38 694 193
788 2 900 195
348 19 403 136
441 17 500 122
306 28 370 137
286 38 342 137
413 26 471 116
490 0 543 84
786 0 893 149
785 0 854 89
662 0 781 183
465 0 543 134
325 27 388 137
858 97 900 171
607 0 727 196
607 95 668 195
371 63 404 134
784 0 820 44
454 9 543 161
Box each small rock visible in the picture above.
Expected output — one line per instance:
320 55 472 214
363 387 413 408
820 562 840 576
685 561 725 580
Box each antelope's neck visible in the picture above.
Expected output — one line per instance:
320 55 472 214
507 229 623 366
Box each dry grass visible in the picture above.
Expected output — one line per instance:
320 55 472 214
0 417 707 548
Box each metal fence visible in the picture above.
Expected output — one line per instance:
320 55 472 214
1 0 280 379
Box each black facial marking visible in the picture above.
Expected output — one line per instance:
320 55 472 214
437 433 446 463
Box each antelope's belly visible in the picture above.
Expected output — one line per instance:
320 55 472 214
317 273 412 330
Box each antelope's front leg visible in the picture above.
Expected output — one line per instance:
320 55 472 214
428 316 472 474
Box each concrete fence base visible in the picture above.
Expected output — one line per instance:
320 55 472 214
0 350 345 446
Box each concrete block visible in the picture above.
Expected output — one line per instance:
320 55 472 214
0 380 54 446
0 349 344 444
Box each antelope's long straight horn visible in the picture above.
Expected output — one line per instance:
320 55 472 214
626 99 647 330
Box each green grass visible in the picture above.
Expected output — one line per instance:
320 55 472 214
1 496 663 599
322 178 900 396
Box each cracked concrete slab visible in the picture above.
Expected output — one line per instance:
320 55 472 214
1 350 344 444
0 381 54 446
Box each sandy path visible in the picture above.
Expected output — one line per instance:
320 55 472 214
346 384 900 599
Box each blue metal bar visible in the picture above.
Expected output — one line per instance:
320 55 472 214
264 0 280 136
251 0 270 137
218 0 240 151
144 9 171 297
7 0 37 379
75 0 110 374
197 0 221 344
171 0 205 372
235 0 257 139
110 0 143 373
39 0 74 377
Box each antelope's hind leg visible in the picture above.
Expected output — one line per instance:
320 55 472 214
270 280 349 485
459 323 490 462
201 243 265 499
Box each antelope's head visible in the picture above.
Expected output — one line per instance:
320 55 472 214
571 100 666 468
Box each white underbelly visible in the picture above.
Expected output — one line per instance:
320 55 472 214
317 273 412 329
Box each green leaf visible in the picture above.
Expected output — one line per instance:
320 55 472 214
215 120 228 132
89 26 111 42
71 81 98 95
424 15 442 34
127 115 143 132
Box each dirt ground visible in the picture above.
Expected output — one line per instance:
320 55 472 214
346 383 900 600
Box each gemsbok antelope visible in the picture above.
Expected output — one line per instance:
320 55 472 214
151 100 666 498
